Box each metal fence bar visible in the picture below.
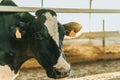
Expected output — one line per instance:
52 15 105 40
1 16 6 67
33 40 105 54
0 6 120 13
0 6 39 12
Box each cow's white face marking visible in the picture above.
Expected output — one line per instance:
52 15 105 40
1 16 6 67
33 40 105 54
0 0 2 3
54 53 70 72
44 12 59 46
44 12 70 72
0 65 19 80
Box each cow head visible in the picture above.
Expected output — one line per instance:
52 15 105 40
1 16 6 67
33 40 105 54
0 8 34 80
0 0 17 6
31 9 71 78
0 3 70 78
8 12 35 40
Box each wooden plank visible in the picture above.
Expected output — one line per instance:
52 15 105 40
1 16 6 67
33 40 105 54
77 31 120 39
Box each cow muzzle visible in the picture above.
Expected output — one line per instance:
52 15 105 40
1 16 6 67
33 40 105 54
47 68 71 79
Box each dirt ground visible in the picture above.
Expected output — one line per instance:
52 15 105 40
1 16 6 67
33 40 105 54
16 59 120 80
15 43 120 80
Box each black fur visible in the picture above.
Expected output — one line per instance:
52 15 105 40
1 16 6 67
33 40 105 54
0 1 70 78
36 9 57 17
34 9 69 78
0 0 34 73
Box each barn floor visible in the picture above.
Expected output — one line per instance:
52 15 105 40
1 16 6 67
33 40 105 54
15 43 120 80
16 59 120 80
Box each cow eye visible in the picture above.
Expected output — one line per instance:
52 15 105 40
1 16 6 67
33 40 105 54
37 15 46 24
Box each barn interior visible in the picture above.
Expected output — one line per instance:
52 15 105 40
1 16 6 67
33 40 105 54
0 0 120 80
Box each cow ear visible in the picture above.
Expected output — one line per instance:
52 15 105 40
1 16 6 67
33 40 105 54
35 9 47 16
35 10 41 16
63 22 82 36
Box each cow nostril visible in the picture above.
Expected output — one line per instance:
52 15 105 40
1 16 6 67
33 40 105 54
54 68 70 78
54 67 65 73
47 68 71 79
53 68 61 75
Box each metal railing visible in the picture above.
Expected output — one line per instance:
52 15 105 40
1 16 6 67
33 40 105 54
0 6 120 13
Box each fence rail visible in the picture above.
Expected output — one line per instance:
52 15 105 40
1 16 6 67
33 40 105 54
77 31 120 39
0 6 120 13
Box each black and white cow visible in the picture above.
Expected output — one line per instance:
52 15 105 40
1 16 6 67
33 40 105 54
0 1 34 79
30 9 70 78
0 0 70 79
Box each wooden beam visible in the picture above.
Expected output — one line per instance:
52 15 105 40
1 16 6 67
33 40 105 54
77 31 120 39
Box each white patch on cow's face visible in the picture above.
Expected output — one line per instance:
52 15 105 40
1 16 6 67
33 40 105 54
0 0 2 3
44 12 70 72
54 53 70 73
44 12 59 46
0 65 19 80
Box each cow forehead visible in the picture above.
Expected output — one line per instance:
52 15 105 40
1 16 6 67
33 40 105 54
44 12 59 46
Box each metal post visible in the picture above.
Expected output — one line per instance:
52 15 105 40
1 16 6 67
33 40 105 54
102 20 105 53
89 0 92 32
41 0 43 8
89 0 93 44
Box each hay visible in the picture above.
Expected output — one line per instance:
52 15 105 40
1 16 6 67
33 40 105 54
64 43 120 63
21 43 120 68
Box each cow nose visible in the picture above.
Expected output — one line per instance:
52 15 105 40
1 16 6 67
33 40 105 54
54 65 70 74
47 67 71 79
54 68 71 78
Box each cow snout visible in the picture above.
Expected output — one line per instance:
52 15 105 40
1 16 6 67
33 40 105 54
47 67 71 79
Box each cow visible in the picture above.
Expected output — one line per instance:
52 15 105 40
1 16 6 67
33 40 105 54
0 10 34 80
30 9 70 78
0 0 70 79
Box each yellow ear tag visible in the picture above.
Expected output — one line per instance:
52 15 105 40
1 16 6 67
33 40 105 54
69 30 76 37
15 27 22 39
